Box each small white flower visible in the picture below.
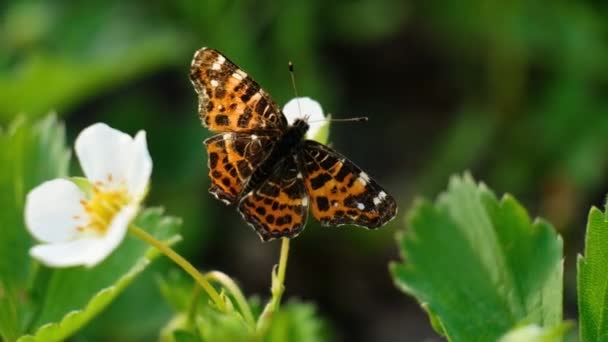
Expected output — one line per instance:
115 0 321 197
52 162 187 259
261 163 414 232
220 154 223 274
499 325 544 342
25 123 152 268
283 97 327 141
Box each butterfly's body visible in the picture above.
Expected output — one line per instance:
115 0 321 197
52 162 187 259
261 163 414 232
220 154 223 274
244 119 309 196
190 47 397 241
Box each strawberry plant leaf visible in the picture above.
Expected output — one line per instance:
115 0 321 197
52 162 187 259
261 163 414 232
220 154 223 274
390 174 564 341
577 206 608 341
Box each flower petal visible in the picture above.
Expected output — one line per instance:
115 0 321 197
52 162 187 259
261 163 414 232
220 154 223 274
283 97 325 139
29 238 104 268
90 204 138 267
29 205 138 268
75 123 134 188
25 179 87 243
126 131 152 199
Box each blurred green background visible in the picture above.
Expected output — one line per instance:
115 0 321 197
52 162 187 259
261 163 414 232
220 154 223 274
2 0 607 340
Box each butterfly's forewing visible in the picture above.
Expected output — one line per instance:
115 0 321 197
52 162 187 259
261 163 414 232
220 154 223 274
190 48 287 133
205 133 276 205
238 156 309 241
299 140 397 228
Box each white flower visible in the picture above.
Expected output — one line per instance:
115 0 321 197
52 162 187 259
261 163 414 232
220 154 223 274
283 97 328 142
25 123 152 268
498 325 544 342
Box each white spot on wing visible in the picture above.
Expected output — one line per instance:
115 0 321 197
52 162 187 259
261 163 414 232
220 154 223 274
333 202 339 207
212 63 221 70
191 49 202 66
223 133 232 140
210 79 219 87
232 72 244 80
357 202 366 210
302 197 309 206
217 55 226 64
251 134 258 140
297 172 303 179
357 172 371 186
361 172 370 182
212 191 232 205
373 191 387 206
251 91 262 102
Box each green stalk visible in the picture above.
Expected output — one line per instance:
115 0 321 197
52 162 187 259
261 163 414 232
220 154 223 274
206 271 256 328
256 238 291 332
129 225 226 312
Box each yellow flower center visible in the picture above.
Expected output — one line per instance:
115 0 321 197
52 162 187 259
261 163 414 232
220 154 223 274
79 184 130 235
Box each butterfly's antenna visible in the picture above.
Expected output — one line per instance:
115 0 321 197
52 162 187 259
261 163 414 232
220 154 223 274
288 61 306 119
307 117 369 124
289 61 366 124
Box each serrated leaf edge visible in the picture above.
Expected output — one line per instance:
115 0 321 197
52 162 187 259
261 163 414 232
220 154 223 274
16 251 159 341
391 173 564 339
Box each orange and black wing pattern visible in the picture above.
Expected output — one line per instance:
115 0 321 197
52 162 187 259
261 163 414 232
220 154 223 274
205 133 276 205
299 140 397 228
190 48 287 133
238 156 309 241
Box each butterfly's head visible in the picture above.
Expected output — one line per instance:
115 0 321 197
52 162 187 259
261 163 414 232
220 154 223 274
282 118 309 147
292 118 310 135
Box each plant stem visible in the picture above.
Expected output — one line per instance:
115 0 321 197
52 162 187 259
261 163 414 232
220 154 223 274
206 271 256 328
256 237 291 331
273 237 290 311
186 283 202 325
128 225 226 312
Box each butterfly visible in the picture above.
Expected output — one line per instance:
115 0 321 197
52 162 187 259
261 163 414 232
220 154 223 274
189 47 397 241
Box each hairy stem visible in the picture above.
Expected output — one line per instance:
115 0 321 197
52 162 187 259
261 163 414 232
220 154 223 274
257 237 291 331
129 225 226 312
273 238 290 311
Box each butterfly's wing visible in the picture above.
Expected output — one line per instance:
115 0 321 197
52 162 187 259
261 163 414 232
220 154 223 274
299 140 397 228
205 132 276 205
190 47 287 133
238 155 309 241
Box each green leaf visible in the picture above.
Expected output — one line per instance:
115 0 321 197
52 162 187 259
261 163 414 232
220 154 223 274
0 115 70 340
265 301 331 342
577 206 608 341
196 311 252 341
194 301 330 342
19 208 181 341
390 173 564 341
158 269 252 341
17 258 152 342
157 269 202 315
0 282 21 342
158 270 331 342
172 329 200 342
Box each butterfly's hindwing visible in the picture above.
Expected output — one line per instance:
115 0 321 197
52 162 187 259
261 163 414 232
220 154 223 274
205 132 276 205
238 156 309 241
190 48 287 133
299 140 397 228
